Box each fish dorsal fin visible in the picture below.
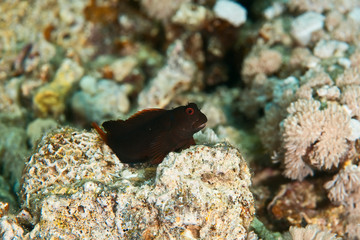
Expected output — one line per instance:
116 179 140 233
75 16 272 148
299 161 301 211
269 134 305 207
102 108 166 134
127 108 166 122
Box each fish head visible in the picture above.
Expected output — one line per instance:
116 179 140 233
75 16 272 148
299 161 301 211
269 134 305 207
172 103 207 137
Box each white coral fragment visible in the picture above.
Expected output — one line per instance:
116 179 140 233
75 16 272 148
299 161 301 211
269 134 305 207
172 3 209 30
348 119 360 141
213 0 247 27
291 12 325 45
313 40 349 59
263 2 285 20
316 85 340 100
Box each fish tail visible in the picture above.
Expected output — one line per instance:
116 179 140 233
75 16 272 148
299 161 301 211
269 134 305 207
91 122 107 143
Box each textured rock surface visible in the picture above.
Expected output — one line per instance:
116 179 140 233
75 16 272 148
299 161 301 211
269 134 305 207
18 128 254 239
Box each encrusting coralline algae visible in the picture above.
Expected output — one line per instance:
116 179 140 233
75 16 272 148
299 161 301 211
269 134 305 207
12 127 254 239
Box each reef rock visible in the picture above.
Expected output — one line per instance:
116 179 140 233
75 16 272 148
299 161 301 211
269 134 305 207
71 76 132 123
137 40 197 108
18 127 254 239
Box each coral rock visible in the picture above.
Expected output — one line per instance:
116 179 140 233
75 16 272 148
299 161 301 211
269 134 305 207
71 76 132 123
19 128 254 239
138 40 197 108
242 48 283 82
0 216 24 240
109 56 138 83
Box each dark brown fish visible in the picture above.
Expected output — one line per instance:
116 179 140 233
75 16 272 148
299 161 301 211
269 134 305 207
92 103 207 164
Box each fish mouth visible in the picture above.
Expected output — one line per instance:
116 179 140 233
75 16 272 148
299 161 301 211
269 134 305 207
193 122 206 131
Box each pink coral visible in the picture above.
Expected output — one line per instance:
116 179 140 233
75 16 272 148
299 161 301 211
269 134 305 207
340 86 360 119
336 66 360 87
345 202 360 239
283 99 352 180
324 163 360 205
288 224 340 240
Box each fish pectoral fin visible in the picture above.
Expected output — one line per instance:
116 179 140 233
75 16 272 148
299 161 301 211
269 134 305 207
174 138 196 152
150 153 168 164
188 138 196 146
147 133 171 164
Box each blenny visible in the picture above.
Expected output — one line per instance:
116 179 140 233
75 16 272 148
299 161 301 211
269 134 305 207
92 103 207 164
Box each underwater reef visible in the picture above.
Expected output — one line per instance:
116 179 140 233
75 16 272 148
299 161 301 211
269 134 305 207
1 0 360 239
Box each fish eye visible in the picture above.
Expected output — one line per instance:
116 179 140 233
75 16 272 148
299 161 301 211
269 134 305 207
186 107 194 115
